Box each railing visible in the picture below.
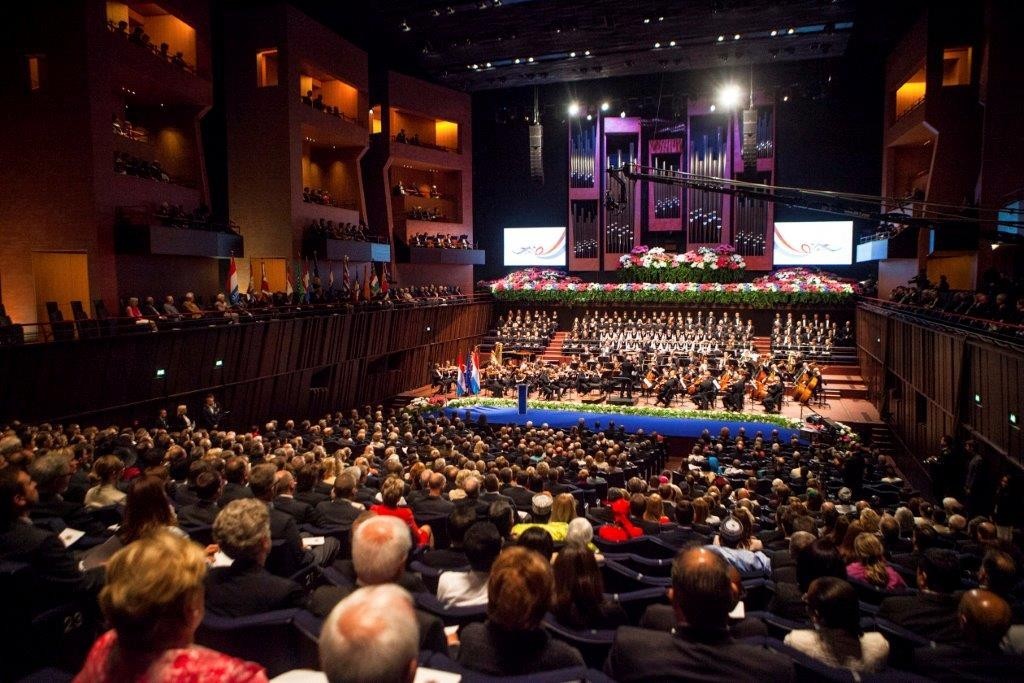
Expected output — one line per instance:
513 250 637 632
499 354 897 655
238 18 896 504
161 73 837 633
0 293 494 347
117 205 240 235
391 136 459 154
299 97 365 128
860 297 1024 345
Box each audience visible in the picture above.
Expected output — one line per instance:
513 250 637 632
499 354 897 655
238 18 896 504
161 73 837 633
436 521 501 607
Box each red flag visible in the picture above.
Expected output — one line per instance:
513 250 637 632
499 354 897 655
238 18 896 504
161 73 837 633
362 265 372 301
381 262 390 294
260 260 271 299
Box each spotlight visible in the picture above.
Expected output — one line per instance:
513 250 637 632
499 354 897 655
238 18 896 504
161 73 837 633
717 83 742 108
586 113 592 121
734 33 741 40
214 359 223 368
514 58 521 64
654 42 661 48
527 56 534 62
643 17 650 24
717 35 724 42
620 111 626 117
399 19 411 32
569 51 576 57
568 102 580 116
658 16 664 21
430 8 440 16
669 40 676 46
601 101 610 111
485 62 492 67
782 94 789 102
771 29 778 36
446 6 455 14
584 50 591 55
788 27 795 34
709 103 717 112
155 368 166 378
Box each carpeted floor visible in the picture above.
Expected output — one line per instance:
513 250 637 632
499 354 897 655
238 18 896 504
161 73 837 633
443 404 802 441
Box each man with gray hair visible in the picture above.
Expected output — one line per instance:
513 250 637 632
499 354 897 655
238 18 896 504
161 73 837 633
28 451 98 532
272 585 420 683
205 499 306 617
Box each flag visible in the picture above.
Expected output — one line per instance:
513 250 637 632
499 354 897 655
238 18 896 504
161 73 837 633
227 256 239 304
381 262 390 295
456 357 467 396
302 259 311 301
467 348 481 395
294 262 305 302
312 252 320 280
327 264 334 290
351 274 360 303
369 265 380 297
260 260 271 299
342 257 351 292
362 265 372 301
246 264 254 297
285 264 294 298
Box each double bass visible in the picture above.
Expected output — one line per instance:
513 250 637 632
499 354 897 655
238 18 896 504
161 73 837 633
789 364 819 404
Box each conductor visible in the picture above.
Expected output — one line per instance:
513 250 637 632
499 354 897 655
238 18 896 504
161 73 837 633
619 356 635 399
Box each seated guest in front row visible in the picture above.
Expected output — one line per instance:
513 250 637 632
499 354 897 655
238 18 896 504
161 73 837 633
74 530 267 682
204 499 306 617
605 547 794 681
457 546 585 676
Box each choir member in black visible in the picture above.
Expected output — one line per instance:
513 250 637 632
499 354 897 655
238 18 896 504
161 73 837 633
430 363 445 394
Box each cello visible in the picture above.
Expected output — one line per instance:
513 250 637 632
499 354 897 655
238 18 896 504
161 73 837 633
790 363 819 404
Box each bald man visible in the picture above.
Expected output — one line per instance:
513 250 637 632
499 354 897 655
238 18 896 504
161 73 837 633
605 548 794 681
912 589 1023 681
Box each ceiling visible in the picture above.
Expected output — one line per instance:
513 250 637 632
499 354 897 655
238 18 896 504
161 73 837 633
295 0 860 91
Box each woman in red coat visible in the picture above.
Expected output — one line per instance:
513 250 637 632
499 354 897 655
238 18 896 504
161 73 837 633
370 475 432 547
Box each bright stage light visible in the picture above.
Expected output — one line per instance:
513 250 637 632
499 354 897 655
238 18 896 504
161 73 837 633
601 101 610 111
568 102 580 116
717 83 743 109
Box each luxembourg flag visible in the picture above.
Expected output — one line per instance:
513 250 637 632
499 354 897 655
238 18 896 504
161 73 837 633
455 358 468 396
466 349 481 395
227 256 239 304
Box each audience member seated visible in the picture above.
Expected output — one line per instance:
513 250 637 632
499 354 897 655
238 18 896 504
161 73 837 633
82 475 186 570
83 454 126 509
277 585 421 683
912 589 1023 681
407 232 472 249
177 469 222 527
418 504 474 569
0 466 104 610
784 577 890 673
370 476 432 547
604 547 794 681
457 546 586 676
75 530 267 682
706 516 771 578
106 19 196 73
114 151 172 183
312 471 363 528
205 499 306 617
877 547 964 644
436 521 502 607
305 216 370 242
551 542 628 630
846 532 908 592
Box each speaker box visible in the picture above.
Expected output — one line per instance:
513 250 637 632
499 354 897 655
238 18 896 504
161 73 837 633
607 396 638 406
529 123 544 184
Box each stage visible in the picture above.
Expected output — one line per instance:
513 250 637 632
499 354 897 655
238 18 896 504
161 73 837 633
441 401 803 441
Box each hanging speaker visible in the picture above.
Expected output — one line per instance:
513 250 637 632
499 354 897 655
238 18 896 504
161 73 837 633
742 108 757 170
529 123 544 184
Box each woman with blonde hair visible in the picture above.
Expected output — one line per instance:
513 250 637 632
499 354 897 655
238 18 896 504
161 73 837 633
370 476 432 547
846 533 907 591
75 530 266 682
859 508 880 534
84 455 126 509
643 493 671 525
82 475 183 570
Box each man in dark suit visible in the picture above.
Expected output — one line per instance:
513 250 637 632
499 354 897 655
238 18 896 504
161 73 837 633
313 473 365 528
273 470 313 525
249 464 338 576
618 357 635 399
0 468 104 609
912 589 1022 680
410 472 454 518
294 464 329 508
308 515 445 654
605 547 793 681
198 393 223 431
177 470 223 527
878 548 964 644
218 456 254 508
419 505 476 570
501 471 535 511
476 474 514 517
205 499 306 617
639 564 767 639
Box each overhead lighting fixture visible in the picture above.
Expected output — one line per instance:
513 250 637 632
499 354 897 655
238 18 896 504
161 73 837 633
586 114 592 121
527 56 534 62
717 83 743 108
782 94 789 102
669 40 676 46
399 19 411 32
601 101 610 111
771 29 778 36
568 102 580 116
734 34 741 40
620 111 626 118
788 27 795 34
717 35 724 42
485 62 492 67
569 51 576 57
654 42 661 48
709 103 717 112
430 8 440 17
658 16 664 21
584 50 591 56
643 18 650 24
514 57 521 64
155 368 166 378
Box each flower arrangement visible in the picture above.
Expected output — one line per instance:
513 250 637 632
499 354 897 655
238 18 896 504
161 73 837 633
408 395 449 413
438 397 804 430
618 245 747 283
480 268 581 291
487 267 856 307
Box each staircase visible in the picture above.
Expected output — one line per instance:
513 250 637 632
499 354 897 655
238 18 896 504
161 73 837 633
868 422 931 498
539 331 569 364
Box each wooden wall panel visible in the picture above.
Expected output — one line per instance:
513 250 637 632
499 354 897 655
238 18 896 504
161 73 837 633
0 302 492 427
858 304 1023 468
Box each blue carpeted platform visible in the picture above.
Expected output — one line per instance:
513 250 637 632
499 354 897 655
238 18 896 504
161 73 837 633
443 404 800 441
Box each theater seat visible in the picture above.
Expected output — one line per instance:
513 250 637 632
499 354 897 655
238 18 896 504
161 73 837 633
542 614 617 668
413 592 487 627
409 559 470 594
195 608 302 677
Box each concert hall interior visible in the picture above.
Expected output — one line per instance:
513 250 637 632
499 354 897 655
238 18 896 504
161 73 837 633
2 1 1024 681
